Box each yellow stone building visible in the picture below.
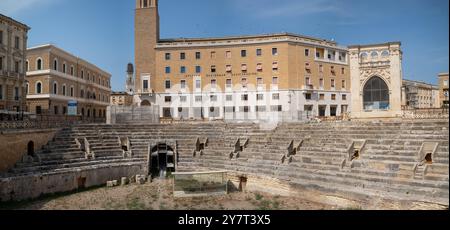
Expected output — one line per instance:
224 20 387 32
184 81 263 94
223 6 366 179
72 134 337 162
26 44 111 120
134 0 351 120
0 14 30 116
402 79 440 109
439 73 449 108
111 92 133 106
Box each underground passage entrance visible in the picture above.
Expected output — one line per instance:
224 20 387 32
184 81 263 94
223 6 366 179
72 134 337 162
150 143 176 179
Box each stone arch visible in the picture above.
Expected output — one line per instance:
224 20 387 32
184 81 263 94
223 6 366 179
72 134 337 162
363 76 390 111
141 100 151 106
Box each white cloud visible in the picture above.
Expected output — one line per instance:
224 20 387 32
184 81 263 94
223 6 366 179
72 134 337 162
0 0 61 16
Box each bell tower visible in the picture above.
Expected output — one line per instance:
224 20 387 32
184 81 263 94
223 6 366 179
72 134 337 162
135 0 159 95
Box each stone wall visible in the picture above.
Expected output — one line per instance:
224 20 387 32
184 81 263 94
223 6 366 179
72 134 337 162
0 128 59 172
0 163 146 202
107 105 160 124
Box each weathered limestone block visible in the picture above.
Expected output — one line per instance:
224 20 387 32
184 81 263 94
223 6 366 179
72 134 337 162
107 181 114 187
112 180 119 186
121 177 129 186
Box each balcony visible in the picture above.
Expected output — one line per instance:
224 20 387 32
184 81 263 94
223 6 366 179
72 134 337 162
303 84 314 91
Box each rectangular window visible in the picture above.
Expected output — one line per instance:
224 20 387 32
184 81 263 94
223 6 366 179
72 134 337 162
180 80 186 89
36 106 42 115
257 63 263 71
241 50 247 57
226 65 232 72
271 105 282 112
195 96 202 102
319 94 325 100
226 51 232 59
180 52 186 60
0 31 3 44
241 94 249 101
319 78 324 88
272 48 278 56
257 78 263 86
444 80 448 86
272 77 279 85
331 66 336 76
331 94 336 101
211 65 216 73
210 95 218 102
54 106 59 115
211 79 217 89
305 77 311 85
165 66 171 74
180 66 186 73
342 80 346 89
165 80 171 89
195 80 201 89
319 65 323 73
342 94 347 101
240 106 250 113
256 49 262 56
210 51 216 59
224 106 235 113
241 78 247 88
226 95 233 101
0 57 3 70
272 62 278 71
180 96 187 102
241 64 247 72
256 106 266 112
341 68 345 75
331 79 335 88
143 80 149 90
305 49 310 57
165 96 172 102
305 93 312 100
15 61 19 73
257 94 264 101
195 52 201 59
195 66 201 73
14 36 19 49
272 93 280 100
165 53 171 60
0 85 3 100
226 79 232 88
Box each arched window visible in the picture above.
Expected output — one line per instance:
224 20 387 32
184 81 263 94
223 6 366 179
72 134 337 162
53 59 58 71
26 60 29 72
70 66 74 75
80 89 85 98
363 76 390 110
62 63 66 74
36 58 43 70
81 70 84 79
36 82 42 94
381 50 389 58
360 52 368 61
371 51 379 60
53 82 58 94
70 86 74 97
81 108 85 116
62 84 66 96
26 83 29 95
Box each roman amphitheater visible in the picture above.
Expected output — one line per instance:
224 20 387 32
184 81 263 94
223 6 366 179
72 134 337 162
0 118 448 210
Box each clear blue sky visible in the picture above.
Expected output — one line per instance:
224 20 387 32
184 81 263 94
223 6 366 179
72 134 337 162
1 0 448 91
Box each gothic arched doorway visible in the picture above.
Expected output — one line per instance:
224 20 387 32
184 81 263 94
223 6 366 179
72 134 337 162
363 76 390 110
149 143 175 178
27 141 35 156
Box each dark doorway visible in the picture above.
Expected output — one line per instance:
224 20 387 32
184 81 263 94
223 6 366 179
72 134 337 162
319 106 326 117
330 106 337 117
77 177 86 189
238 176 247 192
27 141 35 156
150 143 176 178
425 153 433 164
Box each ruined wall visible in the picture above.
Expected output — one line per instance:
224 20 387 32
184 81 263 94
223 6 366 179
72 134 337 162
0 129 59 172
0 163 146 202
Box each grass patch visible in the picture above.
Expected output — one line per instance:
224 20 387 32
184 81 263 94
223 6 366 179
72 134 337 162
254 193 263 201
126 197 146 210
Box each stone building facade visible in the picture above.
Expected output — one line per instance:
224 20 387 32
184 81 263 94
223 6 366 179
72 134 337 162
26 44 111 119
134 0 351 121
438 73 449 108
349 42 403 119
402 79 440 109
111 92 133 106
0 14 30 114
